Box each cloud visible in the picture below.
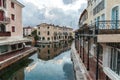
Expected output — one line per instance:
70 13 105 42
18 0 87 29
63 0 74 5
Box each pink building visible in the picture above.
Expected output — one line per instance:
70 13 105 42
0 0 37 71
0 0 24 37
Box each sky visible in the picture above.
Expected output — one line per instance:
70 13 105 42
18 0 87 29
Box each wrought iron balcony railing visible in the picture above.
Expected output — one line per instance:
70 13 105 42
96 20 120 34
79 20 120 35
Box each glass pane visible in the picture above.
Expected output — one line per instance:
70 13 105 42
117 51 120 75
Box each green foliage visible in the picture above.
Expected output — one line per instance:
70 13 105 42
31 30 39 41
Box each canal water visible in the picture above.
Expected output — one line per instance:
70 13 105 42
0 41 75 80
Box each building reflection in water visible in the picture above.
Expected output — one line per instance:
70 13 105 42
37 41 72 60
0 58 33 80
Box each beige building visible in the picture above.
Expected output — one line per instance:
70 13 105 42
23 26 35 37
37 23 73 43
77 0 120 80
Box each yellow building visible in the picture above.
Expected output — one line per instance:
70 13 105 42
37 23 73 43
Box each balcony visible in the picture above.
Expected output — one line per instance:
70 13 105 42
0 17 10 24
0 32 11 37
96 20 120 42
97 20 120 34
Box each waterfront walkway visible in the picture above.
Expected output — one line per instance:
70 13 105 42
71 42 90 80
0 47 37 70
0 47 32 61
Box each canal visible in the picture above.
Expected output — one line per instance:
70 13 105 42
0 41 75 80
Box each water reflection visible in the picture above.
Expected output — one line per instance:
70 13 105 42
37 41 72 60
0 41 74 80
63 63 75 80
0 58 33 80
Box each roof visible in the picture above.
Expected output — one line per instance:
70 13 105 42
37 23 73 30
11 0 25 8
23 26 33 29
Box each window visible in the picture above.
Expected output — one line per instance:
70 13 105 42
11 14 15 20
0 0 5 7
39 45 41 48
12 26 15 32
42 45 45 48
110 48 120 75
47 37 50 41
48 50 50 54
101 14 105 21
47 45 50 48
11 44 16 50
11 2 14 8
42 37 45 40
47 31 50 35
38 49 41 53
93 0 105 15
18 43 23 48
0 45 8 53
39 37 41 41
38 31 40 35
111 6 119 29
47 26 49 29
59 36 61 39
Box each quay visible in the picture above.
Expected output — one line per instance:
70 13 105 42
71 42 91 80
0 47 37 71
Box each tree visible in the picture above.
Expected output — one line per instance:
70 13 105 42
31 30 39 41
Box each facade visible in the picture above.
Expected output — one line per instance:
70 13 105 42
0 0 23 37
37 23 73 43
0 0 37 70
76 0 120 80
23 26 34 37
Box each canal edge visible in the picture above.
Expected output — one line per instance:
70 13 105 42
0 47 37 71
71 42 89 80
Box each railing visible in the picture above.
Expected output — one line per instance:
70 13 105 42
96 20 120 34
0 32 11 37
79 20 120 35
0 17 10 24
